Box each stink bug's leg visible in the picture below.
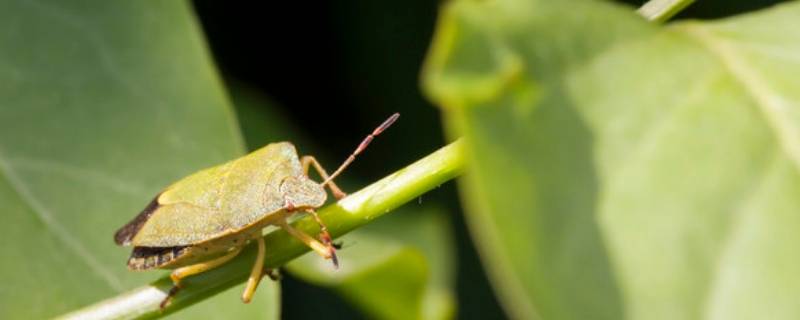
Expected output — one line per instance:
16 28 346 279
169 247 242 285
160 247 242 309
322 113 399 188
242 237 266 303
301 155 347 199
264 268 282 281
306 208 338 267
160 286 181 311
278 220 338 268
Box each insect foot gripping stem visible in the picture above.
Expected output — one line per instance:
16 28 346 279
160 286 181 310
264 268 282 281
278 219 338 268
322 113 399 188
306 208 338 268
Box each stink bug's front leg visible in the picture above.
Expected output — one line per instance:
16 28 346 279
278 219 338 268
301 155 347 200
305 208 338 267
160 247 242 309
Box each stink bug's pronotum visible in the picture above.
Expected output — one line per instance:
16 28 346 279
114 113 399 308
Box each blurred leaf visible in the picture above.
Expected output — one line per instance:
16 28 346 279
424 0 800 319
0 1 277 319
287 207 456 320
229 82 457 320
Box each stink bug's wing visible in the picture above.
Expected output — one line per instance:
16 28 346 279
122 202 224 247
114 161 232 246
122 142 302 247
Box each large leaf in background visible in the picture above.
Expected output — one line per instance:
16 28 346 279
0 1 277 319
424 0 800 319
231 85 456 320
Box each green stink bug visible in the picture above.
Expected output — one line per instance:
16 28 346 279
114 113 399 308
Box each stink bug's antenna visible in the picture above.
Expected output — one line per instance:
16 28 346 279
322 113 399 187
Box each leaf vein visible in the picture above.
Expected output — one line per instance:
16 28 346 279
682 23 800 172
0 151 124 291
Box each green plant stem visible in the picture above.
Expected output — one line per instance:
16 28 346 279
56 140 464 320
636 0 695 23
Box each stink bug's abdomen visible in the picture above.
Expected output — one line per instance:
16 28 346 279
127 246 189 270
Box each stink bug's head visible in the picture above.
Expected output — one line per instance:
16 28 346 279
280 175 327 209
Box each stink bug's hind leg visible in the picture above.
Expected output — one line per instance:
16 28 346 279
278 219 338 268
301 156 347 200
160 247 243 309
242 237 266 303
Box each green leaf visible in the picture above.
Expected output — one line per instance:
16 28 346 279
287 207 456 320
0 1 277 319
424 0 800 319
